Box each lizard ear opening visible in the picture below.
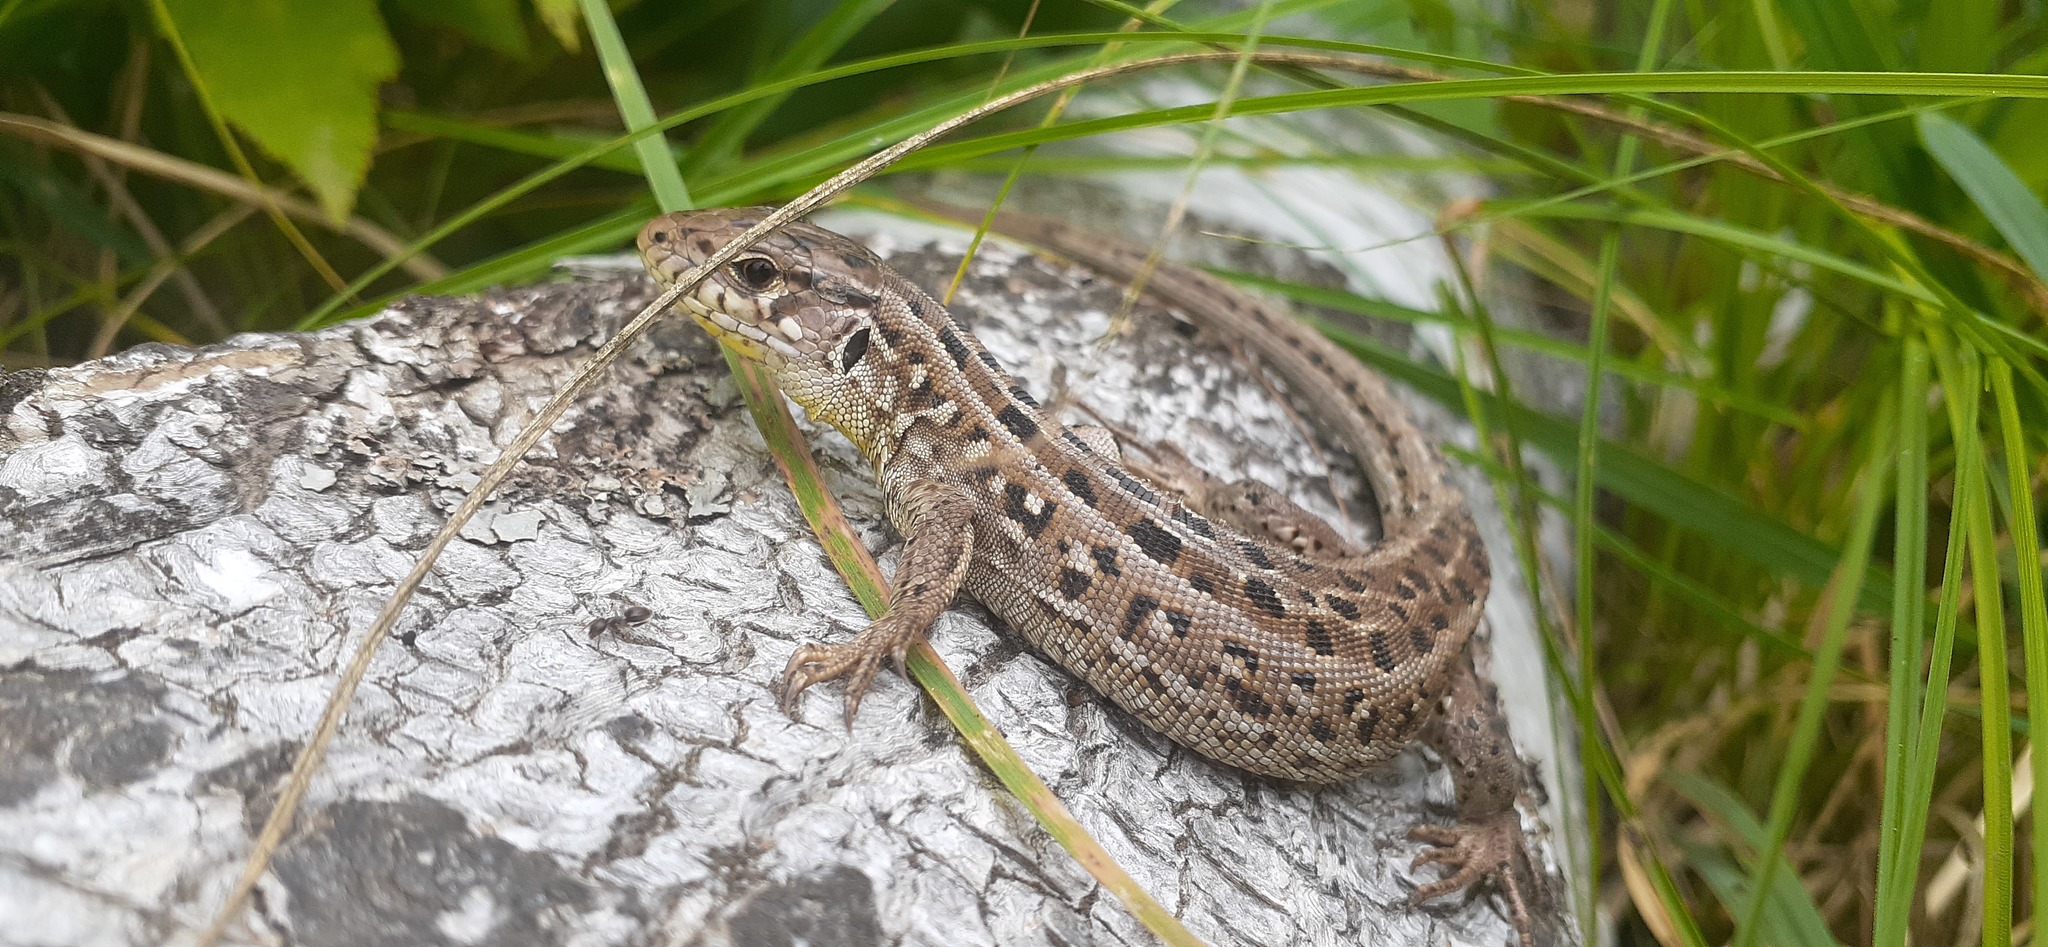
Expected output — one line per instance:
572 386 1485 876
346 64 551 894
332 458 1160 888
838 326 872 373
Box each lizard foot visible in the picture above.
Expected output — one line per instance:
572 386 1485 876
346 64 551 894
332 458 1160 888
1408 814 1541 947
777 617 918 729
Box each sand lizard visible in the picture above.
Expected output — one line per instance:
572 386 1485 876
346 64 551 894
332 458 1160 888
637 207 1546 944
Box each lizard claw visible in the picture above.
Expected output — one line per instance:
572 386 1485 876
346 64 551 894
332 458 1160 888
1407 814 1542 947
775 617 920 728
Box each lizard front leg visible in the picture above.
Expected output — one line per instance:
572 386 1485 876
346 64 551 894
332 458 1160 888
779 479 976 727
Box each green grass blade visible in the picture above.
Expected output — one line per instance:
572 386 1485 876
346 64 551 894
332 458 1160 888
1989 357 2048 931
1731 395 1894 947
1873 337 1931 947
1886 335 1983 937
1919 111 2048 285
581 0 689 209
1963 351 2016 947
382 109 650 172
894 70 2048 170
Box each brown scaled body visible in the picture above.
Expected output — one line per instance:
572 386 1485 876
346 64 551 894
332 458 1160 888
638 208 1547 945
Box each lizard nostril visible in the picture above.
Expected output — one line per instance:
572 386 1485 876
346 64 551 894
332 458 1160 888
651 228 671 244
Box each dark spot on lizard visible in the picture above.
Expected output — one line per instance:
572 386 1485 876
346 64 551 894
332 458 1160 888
1110 469 1156 504
938 326 971 368
1336 572 1368 594
1224 677 1274 717
1007 385 1039 407
1242 576 1286 617
1304 620 1335 657
1236 540 1274 571
1221 640 1259 672
1174 508 1216 538
1091 545 1122 577
1056 567 1092 599
1310 717 1337 742
1451 576 1479 606
1126 518 1181 565
1188 572 1215 595
905 373 936 405
1059 429 1095 453
1140 667 1166 694
1324 594 1361 621
1356 703 1383 743
1000 483 1055 538
1061 469 1097 507
1164 610 1193 638
1367 630 1398 672
977 350 1004 372
1121 595 1158 639
1410 621 1437 654
996 403 1039 441
1291 671 1316 692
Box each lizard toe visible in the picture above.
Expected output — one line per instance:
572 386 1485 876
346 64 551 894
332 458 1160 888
1406 813 1541 947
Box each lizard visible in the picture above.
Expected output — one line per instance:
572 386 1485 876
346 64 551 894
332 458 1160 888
637 206 1548 945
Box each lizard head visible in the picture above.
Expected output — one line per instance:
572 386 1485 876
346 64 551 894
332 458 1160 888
637 208 884 378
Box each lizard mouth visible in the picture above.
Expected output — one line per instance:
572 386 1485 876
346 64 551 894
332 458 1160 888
676 294 791 363
643 245 801 364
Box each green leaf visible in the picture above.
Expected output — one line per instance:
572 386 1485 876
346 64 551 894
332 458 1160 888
158 0 398 222
390 0 529 58
1918 111 2048 287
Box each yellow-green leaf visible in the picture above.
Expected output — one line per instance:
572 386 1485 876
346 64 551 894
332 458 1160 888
532 0 580 51
159 0 398 223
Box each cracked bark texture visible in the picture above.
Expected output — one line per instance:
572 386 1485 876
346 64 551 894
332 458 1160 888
0 211 1567 947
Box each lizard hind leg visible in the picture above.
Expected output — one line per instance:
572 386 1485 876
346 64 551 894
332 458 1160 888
1198 478 1365 562
1408 651 1551 947
777 479 977 728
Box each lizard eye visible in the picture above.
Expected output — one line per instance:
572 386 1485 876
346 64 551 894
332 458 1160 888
732 257 779 291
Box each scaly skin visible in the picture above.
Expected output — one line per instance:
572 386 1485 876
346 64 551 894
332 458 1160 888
637 207 1548 945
